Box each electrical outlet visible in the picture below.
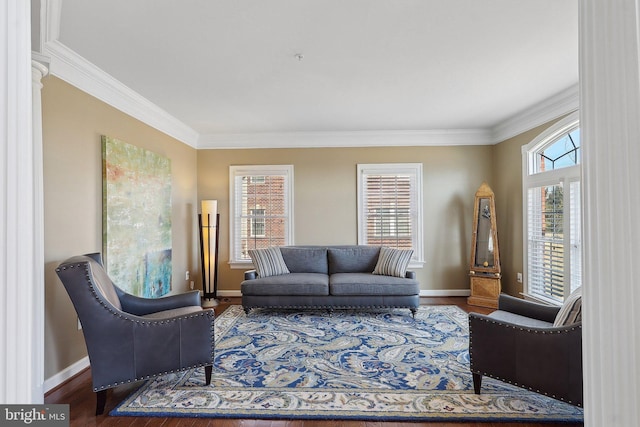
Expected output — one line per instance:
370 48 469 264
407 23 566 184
517 272 523 283
185 271 190 281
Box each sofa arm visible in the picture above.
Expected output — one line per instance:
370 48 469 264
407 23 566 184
498 294 560 323
244 270 257 280
405 270 416 279
118 290 202 316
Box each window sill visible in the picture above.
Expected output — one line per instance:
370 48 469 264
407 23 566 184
408 260 425 270
229 261 253 270
520 292 562 307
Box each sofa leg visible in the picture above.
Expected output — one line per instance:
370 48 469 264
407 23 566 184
472 373 482 394
205 365 213 385
410 308 417 319
96 389 107 415
243 307 250 315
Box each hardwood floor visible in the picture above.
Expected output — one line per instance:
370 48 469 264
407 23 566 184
45 297 583 427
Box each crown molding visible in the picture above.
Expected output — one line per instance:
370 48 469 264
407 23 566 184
39 36 577 149
197 129 494 149
490 84 579 143
43 40 199 147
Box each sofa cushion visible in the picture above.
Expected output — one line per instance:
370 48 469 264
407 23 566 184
373 247 414 278
328 246 381 274
280 247 328 274
142 305 203 319
248 247 290 278
241 273 329 296
489 310 554 328
329 273 419 296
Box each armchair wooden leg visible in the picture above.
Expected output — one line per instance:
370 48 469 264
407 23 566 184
472 373 482 394
96 389 108 415
205 365 213 385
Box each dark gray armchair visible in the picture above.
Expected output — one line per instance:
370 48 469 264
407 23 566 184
468 294 582 407
56 254 215 415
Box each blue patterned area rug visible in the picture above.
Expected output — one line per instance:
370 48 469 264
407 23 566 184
111 305 583 422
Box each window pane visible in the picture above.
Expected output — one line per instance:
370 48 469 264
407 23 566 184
231 167 292 263
535 128 580 173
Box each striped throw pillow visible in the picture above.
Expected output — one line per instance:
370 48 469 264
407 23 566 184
248 247 290 278
372 247 414 278
553 286 582 327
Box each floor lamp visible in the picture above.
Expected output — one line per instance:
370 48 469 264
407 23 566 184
199 200 219 308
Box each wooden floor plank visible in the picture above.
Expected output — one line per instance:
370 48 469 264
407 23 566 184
45 297 583 427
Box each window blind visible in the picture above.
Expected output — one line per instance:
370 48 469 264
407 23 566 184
527 184 565 302
363 174 414 249
357 164 423 265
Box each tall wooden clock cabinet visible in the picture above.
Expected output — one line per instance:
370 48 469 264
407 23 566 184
467 182 501 308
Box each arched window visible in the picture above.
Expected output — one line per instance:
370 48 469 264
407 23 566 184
522 111 581 304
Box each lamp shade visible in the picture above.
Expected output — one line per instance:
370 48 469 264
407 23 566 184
201 200 217 227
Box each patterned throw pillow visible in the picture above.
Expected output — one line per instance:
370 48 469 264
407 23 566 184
372 247 414 278
553 286 582 327
248 247 290 278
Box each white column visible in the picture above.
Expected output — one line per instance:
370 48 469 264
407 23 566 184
0 0 46 403
31 59 49 404
580 1 640 425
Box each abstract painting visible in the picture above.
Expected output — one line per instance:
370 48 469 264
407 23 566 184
102 136 172 297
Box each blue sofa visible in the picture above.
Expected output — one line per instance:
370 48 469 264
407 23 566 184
241 245 420 317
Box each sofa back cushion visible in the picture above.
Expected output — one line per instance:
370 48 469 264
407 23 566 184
328 246 381 274
280 247 328 274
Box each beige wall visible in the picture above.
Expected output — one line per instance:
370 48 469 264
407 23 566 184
42 77 199 379
197 145 494 294
492 117 565 296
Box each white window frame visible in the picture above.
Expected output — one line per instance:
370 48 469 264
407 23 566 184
229 165 294 268
522 111 581 305
357 163 424 268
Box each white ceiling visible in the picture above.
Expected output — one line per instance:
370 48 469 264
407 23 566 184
46 0 578 147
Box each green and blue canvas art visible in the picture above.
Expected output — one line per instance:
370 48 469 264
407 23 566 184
102 136 172 297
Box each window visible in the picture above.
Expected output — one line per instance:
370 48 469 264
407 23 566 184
229 165 293 266
523 112 581 304
249 208 266 237
357 163 424 267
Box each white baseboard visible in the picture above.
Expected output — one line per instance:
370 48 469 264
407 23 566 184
217 290 242 298
420 289 471 297
44 356 90 393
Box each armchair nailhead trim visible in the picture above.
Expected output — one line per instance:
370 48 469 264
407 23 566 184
470 315 581 333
